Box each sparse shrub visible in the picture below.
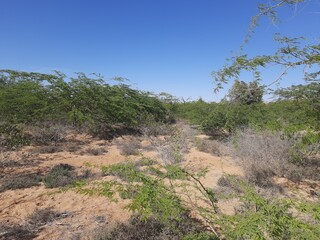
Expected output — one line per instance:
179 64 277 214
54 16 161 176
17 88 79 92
101 162 145 182
31 145 63 154
140 122 175 137
0 173 42 192
195 138 221 156
27 208 62 227
85 147 107 156
215 181 320 240
43 164 77 188
0 159 21 169
94 214 207 240
0 122 30 149
286 168 303 183
29 124 66 145
156 130 189 164
117 138 141 156
134 157 157 167
231 129 293 187
217 175 231 187
0 223 37 240
65 143 82 153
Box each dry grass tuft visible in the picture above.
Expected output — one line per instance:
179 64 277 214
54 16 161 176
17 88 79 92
231 129 292 187
116 138 141 156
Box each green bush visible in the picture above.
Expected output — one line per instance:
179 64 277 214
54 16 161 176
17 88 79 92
216 180 320 239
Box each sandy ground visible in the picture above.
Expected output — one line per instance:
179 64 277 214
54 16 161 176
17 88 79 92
0 128 318 239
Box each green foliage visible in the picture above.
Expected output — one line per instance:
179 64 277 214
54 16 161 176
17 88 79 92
201 103 267 134
101 162 146 182
163 165 188 180
0 122 30 149
128 179 186 224
216 181 320 239
226 80 263 105
175 99 217 125
135 157 157 167
275 82 320 128
0 70 168 137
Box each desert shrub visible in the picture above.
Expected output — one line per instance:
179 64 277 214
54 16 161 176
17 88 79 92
65 143 82 153
0 223 37 240
31 145 63 154
0 159 21 169
0 173 42 192
27 208 63 227
140 121 175 137
157 144 184 164
134 157 157 167
217 175 232 187
84 147 107 156
195 138 221 156
231 129 293 187
29 124 66 145
43 164 77 188
94 214 208 240
156 130 189 164
0 122 30 149
117 138 141 156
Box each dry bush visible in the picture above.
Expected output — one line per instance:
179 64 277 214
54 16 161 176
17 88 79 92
30 145 63 154
29 124 67 146
0 159 21 169
0 173 42 192
43 164 91 188
43 164 77 188
83 147 107 156
27 208 66 227
140 123 175 137
195 138 222 156
231 129 293 187
116 138 141 156
93 214 208 240
156 130 189 165
64 143 82 153
0 223 37 240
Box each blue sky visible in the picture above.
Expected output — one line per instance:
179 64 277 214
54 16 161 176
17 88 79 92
1 0 319 101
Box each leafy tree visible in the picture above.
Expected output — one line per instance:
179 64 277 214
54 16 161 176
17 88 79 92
275 82 320 127
0 69 168 133
226 80 263 105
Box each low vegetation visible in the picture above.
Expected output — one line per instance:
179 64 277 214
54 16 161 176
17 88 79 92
94 214 215 240
43 163 90 188
0 172 42 192
0 69 319 239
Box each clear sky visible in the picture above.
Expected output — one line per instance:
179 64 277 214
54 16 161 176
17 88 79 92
1 0 319 101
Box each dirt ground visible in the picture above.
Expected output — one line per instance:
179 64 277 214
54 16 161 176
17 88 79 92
0 128 318 239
